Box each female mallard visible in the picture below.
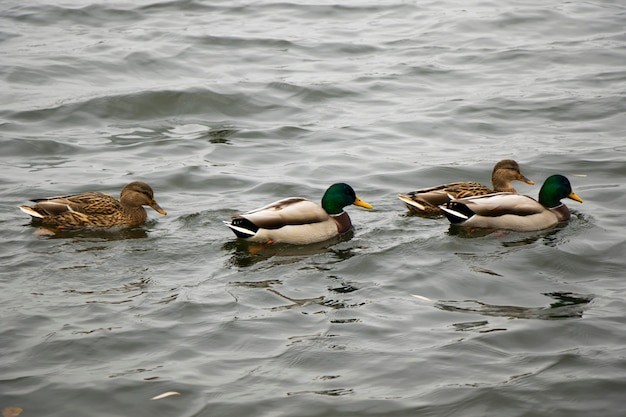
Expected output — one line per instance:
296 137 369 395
439 175 583 231
224 183 372 245
19 181 166 230
397 159 534 215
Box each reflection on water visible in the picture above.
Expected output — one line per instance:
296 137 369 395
436 292 593 321
32 226 150 241
62 275 178 307
231 279 325 310
231 279 282 288
231 278 364 312
205 128 237 144
223 231 356 268
328 281 360 294
64 276 151 297
402 210 445 220
452 320 489 331
267 288 325 311
447 214 594 248
446 225 496 238
286 388 354 397
447 224 565 244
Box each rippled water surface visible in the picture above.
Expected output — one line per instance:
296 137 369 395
1 1 625 416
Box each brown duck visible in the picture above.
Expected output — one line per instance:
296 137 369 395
19 181 166 230
397 160 534 215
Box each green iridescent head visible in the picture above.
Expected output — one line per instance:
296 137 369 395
538 175 583 208
321 183 372 215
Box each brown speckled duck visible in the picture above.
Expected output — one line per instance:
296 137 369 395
19 181 166 230
397 159 534 215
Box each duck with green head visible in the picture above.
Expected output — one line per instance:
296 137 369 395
224 183 372 244
439 175 583 231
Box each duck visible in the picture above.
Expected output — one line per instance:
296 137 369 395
224 183 372 245
19 181 167 230
397 159 534 215
439 174 583 231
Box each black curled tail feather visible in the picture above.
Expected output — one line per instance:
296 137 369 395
440 201 476 224
226 217 259 238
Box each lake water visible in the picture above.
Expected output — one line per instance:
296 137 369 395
1 1 625 416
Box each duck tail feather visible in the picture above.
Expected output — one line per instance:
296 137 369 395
19 205 44 218
439 202 474 224
223 218 258 238
397 194 427 211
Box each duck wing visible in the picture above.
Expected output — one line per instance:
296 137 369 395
30 192 121 216
457 193 544 217
442 193 545 223
398 181 493 211
239 197 329 229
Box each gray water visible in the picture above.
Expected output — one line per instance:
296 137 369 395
1 1 625 416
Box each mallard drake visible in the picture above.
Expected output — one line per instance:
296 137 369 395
224 183 372 245
19 181 166 230
439 174 583 231
397 159 534 215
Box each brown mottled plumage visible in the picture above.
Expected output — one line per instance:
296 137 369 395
397 160 534 215
19 181 166 230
